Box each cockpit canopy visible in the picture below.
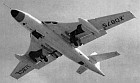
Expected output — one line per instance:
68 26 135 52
42 21 58 24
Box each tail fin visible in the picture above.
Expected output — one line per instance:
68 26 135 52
94 62 101 71
94 62 105 76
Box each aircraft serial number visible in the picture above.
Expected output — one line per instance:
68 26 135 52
15 65 31 75
102 15 124 30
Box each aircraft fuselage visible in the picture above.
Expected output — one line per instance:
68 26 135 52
11 9 102 74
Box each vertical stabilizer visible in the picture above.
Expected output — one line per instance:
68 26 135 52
94 62 105 76
95 62 100 71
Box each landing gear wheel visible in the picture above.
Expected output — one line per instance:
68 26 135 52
51 53 59 58
74 42 78 46
40 55 45 59
43 57 48 62
39 55 48 62
29 52 38 62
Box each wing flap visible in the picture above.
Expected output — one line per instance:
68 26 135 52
34 55 57 69
80 29 106 44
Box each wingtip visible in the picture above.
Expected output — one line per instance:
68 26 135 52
100 72 105 76
131 12 136 18
115 51 120 56
102 74 105 76
128 11 136 18
10 73 19 80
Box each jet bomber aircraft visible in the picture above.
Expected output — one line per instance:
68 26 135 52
9 9 135 79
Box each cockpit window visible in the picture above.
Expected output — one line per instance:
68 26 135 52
43 21 58 24
44 21 51 24
52 21 58 24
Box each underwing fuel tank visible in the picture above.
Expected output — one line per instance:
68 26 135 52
78 18 101 37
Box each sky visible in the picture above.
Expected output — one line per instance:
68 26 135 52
0 0 140 83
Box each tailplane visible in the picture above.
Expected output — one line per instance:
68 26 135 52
76 51 120 75
90 51 120 62
76 65 87 74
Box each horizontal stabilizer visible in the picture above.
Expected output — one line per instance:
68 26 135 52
76 66 87 74
76 51 120 75
90 51 120 62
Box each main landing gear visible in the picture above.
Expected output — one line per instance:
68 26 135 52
69 24 84 46
29 49 48 62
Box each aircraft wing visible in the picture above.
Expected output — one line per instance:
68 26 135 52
88 11 135 30
10 55 58 79
81 11 135 45
45 11 135 47
10 59 35 79
11 35 62 79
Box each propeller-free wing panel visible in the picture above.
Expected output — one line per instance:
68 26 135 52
11 35 62 79
88 11 135 30
10 59 34 79
43 11 135 47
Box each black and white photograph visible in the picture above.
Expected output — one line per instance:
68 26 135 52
0 0 139 83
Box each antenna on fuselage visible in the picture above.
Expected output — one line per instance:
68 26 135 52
3 2 12 10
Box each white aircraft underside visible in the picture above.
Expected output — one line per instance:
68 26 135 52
9 9 135 79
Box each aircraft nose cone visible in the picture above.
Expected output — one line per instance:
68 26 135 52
11 10 19 17
11 10 25 22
